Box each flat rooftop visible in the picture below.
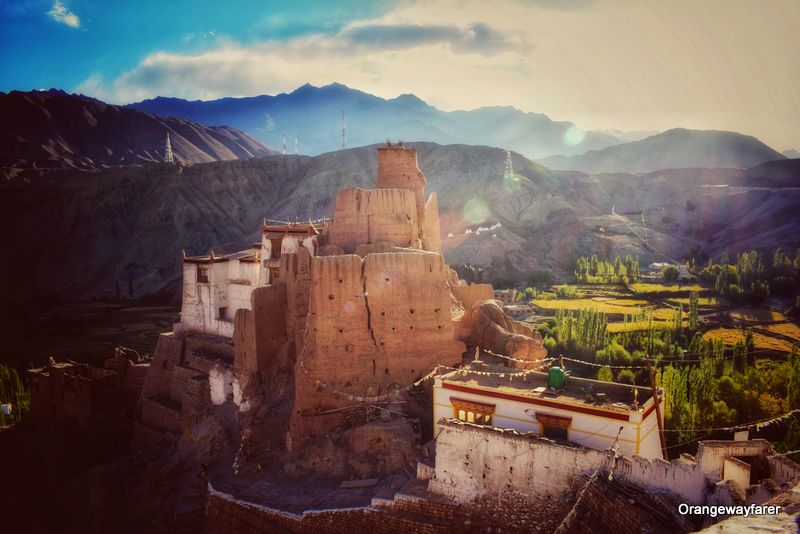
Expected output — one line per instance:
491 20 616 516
439 360 654 415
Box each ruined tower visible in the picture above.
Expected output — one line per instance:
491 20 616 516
376 142 427 228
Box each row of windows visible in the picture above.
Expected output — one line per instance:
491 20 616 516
455 408 492 426
450 398 571 440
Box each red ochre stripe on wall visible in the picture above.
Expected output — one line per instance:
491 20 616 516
442 382 631 422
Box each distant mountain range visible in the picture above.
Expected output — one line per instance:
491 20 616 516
0 90 274 172
537 128 786 174
127 83 627 160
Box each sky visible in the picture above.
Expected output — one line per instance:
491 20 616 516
1 0 798 150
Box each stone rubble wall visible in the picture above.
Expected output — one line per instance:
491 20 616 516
430 420 607 504
205 485 458 534
432 422 793 513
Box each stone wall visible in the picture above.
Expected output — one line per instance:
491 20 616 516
205 485 461 534
327 188 421 253
430 420 607 504
432 422 797 512
560 476 691 534
137 331 235 441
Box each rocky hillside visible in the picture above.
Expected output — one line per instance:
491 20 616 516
129 82 623 160
538 128 785 173
0 90 274 172
1 144 798 301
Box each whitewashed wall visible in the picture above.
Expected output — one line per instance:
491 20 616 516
433 378 663 459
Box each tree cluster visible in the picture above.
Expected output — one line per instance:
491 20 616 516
0 364 29 427
700 249 800 303
575 255 640 284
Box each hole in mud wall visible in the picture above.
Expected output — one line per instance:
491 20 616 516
328 294 335 300
409 308 415 314
385 368 389 375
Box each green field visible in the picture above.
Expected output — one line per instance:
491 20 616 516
531 298 641 315
629 283 706 295
667 297 722 307
608 320 677 333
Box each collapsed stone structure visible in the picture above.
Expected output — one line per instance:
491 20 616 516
137 142 546 473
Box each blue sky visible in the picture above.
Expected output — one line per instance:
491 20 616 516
0 0 395 93
1 0 798 150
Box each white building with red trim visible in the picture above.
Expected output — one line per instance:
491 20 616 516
433 361 665 459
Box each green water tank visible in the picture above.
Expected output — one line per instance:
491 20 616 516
548 366 567 390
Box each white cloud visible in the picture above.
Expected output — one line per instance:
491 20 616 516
47 0 80 28
76 0 800 149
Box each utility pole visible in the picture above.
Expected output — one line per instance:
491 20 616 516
647 358 668 460
282 134 287 155
294 132 298 155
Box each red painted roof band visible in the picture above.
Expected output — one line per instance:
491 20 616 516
442 382 630 422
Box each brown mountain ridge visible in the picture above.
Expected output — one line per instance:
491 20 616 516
0 90 274 173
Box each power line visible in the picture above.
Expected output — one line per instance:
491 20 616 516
659 409 800 434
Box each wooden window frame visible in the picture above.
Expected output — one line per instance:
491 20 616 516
536 412 572 441
451 397 496 426
197 264 209 284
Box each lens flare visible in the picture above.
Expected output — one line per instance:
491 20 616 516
563 125 587 146
463 197 490 225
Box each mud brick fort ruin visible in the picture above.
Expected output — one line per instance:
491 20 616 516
26 144 800 532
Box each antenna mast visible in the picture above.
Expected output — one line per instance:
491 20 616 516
294 131 298 154
282 134 287 155
341 110 346 150
164 132 174 164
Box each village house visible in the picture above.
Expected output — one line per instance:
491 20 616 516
433 360 665 459
259 221 319 284
177 222 321 338
492 288 517 305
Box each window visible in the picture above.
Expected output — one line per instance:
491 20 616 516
536 412 571 441
197 264 209 283
269 267 280 282
451 397 495 426
270 238 282 259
